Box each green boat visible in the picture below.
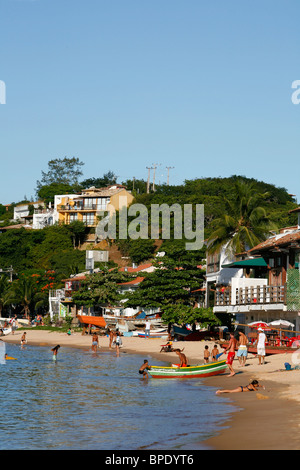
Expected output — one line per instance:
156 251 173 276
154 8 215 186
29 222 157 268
148 360 227 379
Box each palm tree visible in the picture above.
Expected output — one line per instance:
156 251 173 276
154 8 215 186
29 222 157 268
0 274 10 317
6 276 44 320
207 181 277 255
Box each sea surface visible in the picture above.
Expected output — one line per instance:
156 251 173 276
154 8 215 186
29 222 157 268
0 343 237 450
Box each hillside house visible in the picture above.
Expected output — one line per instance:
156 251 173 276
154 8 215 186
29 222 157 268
53 185 134 229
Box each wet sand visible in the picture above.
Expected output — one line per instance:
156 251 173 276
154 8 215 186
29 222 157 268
3 329 300 450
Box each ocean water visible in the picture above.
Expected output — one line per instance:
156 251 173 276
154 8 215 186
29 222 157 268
0 343 236 450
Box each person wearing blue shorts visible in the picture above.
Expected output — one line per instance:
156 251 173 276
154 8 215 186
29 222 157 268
237 331 248 367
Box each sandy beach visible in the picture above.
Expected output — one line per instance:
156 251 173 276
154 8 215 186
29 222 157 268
3 329 300 450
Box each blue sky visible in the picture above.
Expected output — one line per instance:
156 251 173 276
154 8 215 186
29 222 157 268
1 0 300 204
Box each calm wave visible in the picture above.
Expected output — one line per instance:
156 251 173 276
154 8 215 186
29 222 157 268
0 344 236 450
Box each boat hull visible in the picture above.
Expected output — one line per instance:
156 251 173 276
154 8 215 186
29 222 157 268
0 327 12 336
148 360 227 379
77 315 106 328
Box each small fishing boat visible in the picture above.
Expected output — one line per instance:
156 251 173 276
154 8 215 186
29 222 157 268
77 315 106 328
138 328 168 338
148 360 227 379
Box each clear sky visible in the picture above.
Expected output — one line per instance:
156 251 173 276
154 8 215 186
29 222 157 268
1 0 300 204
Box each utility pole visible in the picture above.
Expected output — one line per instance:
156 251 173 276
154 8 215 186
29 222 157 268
152 164 158 192
146 166 153 194
166 166 174 185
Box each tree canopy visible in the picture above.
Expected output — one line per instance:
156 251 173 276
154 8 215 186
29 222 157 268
36 157 84 193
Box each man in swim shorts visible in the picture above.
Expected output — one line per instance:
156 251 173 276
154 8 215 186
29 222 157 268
237 331 248 367
225 332 237 377
92 332 99 352
174 349 188 367
139 359 151 379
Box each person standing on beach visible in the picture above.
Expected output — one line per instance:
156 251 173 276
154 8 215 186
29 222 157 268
51 345 60 361
92 332 99 352
11 316 17 335
204 345 210 363
237 331 248 367
108 328 114 349
224 332 237 377
144 319 151 339
211 344 220 361
256 328 266 365
20 332 27 348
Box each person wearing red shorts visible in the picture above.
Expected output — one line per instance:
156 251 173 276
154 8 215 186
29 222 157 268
225 332 237 377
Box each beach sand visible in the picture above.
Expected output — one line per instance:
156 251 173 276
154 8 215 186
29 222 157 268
3 329 300 450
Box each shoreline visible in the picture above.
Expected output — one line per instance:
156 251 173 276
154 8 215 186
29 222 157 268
3 329 300 450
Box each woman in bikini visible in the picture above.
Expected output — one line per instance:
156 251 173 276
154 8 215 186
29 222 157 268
216 380 265 394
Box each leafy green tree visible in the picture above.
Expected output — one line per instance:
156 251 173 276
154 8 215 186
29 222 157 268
30 225 74 269
37 182 79 205
0 228 37 271
117 239 156 265
162 305 219 328
49 249 86 278
36 157 84 192
72 269 133 307
67 221 87 248
80 171 117 189
121 178 148 195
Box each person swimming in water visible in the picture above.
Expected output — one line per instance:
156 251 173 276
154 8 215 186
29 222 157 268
216 380 265 394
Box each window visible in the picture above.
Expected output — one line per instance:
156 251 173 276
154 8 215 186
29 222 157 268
82 213 95 225
97 198 108 210
69 213 78 222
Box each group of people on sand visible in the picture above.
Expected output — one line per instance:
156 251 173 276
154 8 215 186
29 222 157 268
223 328 267 377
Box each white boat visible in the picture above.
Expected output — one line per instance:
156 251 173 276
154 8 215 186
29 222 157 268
0 327 12 336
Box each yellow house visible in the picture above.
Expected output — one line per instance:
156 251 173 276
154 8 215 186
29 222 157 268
54 185 134 227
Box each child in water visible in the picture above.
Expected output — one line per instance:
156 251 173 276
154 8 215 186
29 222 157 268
139 359 151 379
51 345 60 361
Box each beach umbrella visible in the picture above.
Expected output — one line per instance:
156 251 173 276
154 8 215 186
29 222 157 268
247 321 270 330
268 320 294 329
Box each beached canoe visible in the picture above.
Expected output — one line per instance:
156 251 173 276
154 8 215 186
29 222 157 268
77 315 106 328
148 360 227 379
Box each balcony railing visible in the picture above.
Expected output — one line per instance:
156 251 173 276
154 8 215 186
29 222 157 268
215 285 286 306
